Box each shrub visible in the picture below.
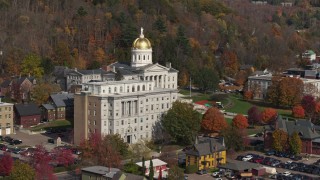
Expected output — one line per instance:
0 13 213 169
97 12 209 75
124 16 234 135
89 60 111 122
185 164 198 174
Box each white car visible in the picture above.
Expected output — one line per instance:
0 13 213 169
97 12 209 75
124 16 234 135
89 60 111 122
285 160 292 164
242 155 253 161
212 172 221 177
282 171 291 176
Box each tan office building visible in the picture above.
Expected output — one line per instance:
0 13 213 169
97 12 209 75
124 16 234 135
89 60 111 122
0 102 14 136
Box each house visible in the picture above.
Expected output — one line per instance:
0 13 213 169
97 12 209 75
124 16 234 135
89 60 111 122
40 104 55 121
302 50 316 61
136 159 168 178
251 0 267 5
0 76 36 102
47 92 74 120
264 116 320 154
81 166 120 180
14 103 41 128
0 101 14 135
185 136 227 171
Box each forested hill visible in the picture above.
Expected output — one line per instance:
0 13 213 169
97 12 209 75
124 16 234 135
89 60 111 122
1 0 320 85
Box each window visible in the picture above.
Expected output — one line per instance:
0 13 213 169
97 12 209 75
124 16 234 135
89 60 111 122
94 110 96 116
120 86 123 92
135 119 137 123
140 118 143 123
114 87 117 93
94 103 96 107
140 126 143 130
94 121 96 125
109 87 111 93
121 120 124 125
104 121 106 126
116 121 119 126
146 124 149 128
128 119 130 124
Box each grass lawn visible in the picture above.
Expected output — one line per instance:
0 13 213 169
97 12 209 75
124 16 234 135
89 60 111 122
29 120 72 132
247 126 264 135
225 118 232 124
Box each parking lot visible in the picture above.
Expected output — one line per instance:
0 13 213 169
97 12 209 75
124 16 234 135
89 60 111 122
237 151 320 179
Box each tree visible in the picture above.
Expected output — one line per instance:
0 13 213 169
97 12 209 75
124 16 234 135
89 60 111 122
162 101 201 145
221 126 247 151
79 132 121 167
26 145 55 180
261 108 277 124
9 160 35 180
51 148 75 167
289 131 302 155
267 77 304 107
103 134 129 157
232 114 249 129
167 165 184 180
149 159 154 180
220 50 239 77
301 95 316 119
193 67 219 93
201 107 228 134
243 91 253 100
142 156 146 175
0 152 13 176
247 106 261 126
31 82 61 105
21 53 44 78
272 129 289 152
123 160 141 175
292 105 305 118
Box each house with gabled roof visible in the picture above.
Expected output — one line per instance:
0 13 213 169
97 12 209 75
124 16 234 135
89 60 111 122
0 76 36 102
40 104 55 121
264 116 320 154
14 103 41 128
46 92 74 120
302 50 316 61
185 136 227 171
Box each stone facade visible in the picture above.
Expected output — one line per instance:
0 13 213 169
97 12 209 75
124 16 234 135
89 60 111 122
74 28 178 145
0 102 14 136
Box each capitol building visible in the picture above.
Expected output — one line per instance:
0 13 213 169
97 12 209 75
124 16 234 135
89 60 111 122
74 28 178 144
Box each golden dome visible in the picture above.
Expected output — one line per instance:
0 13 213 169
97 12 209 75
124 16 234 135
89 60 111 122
132 27 151 49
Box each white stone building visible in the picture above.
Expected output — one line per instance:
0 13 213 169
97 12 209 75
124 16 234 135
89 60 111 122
74 28 178 144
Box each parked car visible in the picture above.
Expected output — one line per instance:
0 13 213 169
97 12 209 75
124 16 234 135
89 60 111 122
291 155 302 161
197 169 207 175
271 160 281 167
236 155 244 161
48 138 54 144
242 155 253 161
10 139 22 145
4 136 13 143
0 144 8 151
12 148 22 154
0 135 3 141
265 150 275 156
282 171 291 176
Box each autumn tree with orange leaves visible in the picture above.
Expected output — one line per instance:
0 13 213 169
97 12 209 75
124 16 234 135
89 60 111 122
292 105 305 118
201 107 228 135
79 132 122 167
232 114 249 129
261 108 278 124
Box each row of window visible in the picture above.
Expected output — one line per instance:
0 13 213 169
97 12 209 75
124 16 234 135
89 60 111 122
0 114 12 119
101 84 152 94
0 107 12 111
0 123 11 128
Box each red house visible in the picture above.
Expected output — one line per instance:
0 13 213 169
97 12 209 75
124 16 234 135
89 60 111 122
136 159 167 178
14 103 41 128
264 116 320 155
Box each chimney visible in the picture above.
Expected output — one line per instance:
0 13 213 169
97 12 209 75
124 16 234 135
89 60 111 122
74 68 77 72
166 62 171 69
312 127 315 133
113 66 116 72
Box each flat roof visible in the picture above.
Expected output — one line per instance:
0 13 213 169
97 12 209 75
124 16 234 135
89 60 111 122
219 160 262 171
87 88 178 98
0 102 14 106
84 80 152 86
81 166 120 178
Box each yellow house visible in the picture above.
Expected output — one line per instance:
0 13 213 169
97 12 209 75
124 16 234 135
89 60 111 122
185 137 227 170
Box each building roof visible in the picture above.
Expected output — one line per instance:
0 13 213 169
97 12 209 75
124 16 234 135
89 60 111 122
219 160 261 171
136 159 167 168
41 104 55 110
81 166 120 178
185 137 226 157
304 50 316 55
1 80 11 88
50 93 74 107
14 103 41 116
112 171 146 180
275 116 320 140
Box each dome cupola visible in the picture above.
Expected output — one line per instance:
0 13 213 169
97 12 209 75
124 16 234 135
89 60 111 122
132 27 152 49
131 27 153 68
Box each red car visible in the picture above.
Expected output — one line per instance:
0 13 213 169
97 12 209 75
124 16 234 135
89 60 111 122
0 144 8 151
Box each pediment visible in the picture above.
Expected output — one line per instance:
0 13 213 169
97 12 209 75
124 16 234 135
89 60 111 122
144 64 169 72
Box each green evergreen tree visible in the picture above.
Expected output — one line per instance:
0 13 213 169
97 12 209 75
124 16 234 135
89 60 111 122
153 17 167 33
149 159 154 180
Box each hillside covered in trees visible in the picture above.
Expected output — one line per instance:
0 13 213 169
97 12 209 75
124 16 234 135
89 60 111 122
1 0 320 87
